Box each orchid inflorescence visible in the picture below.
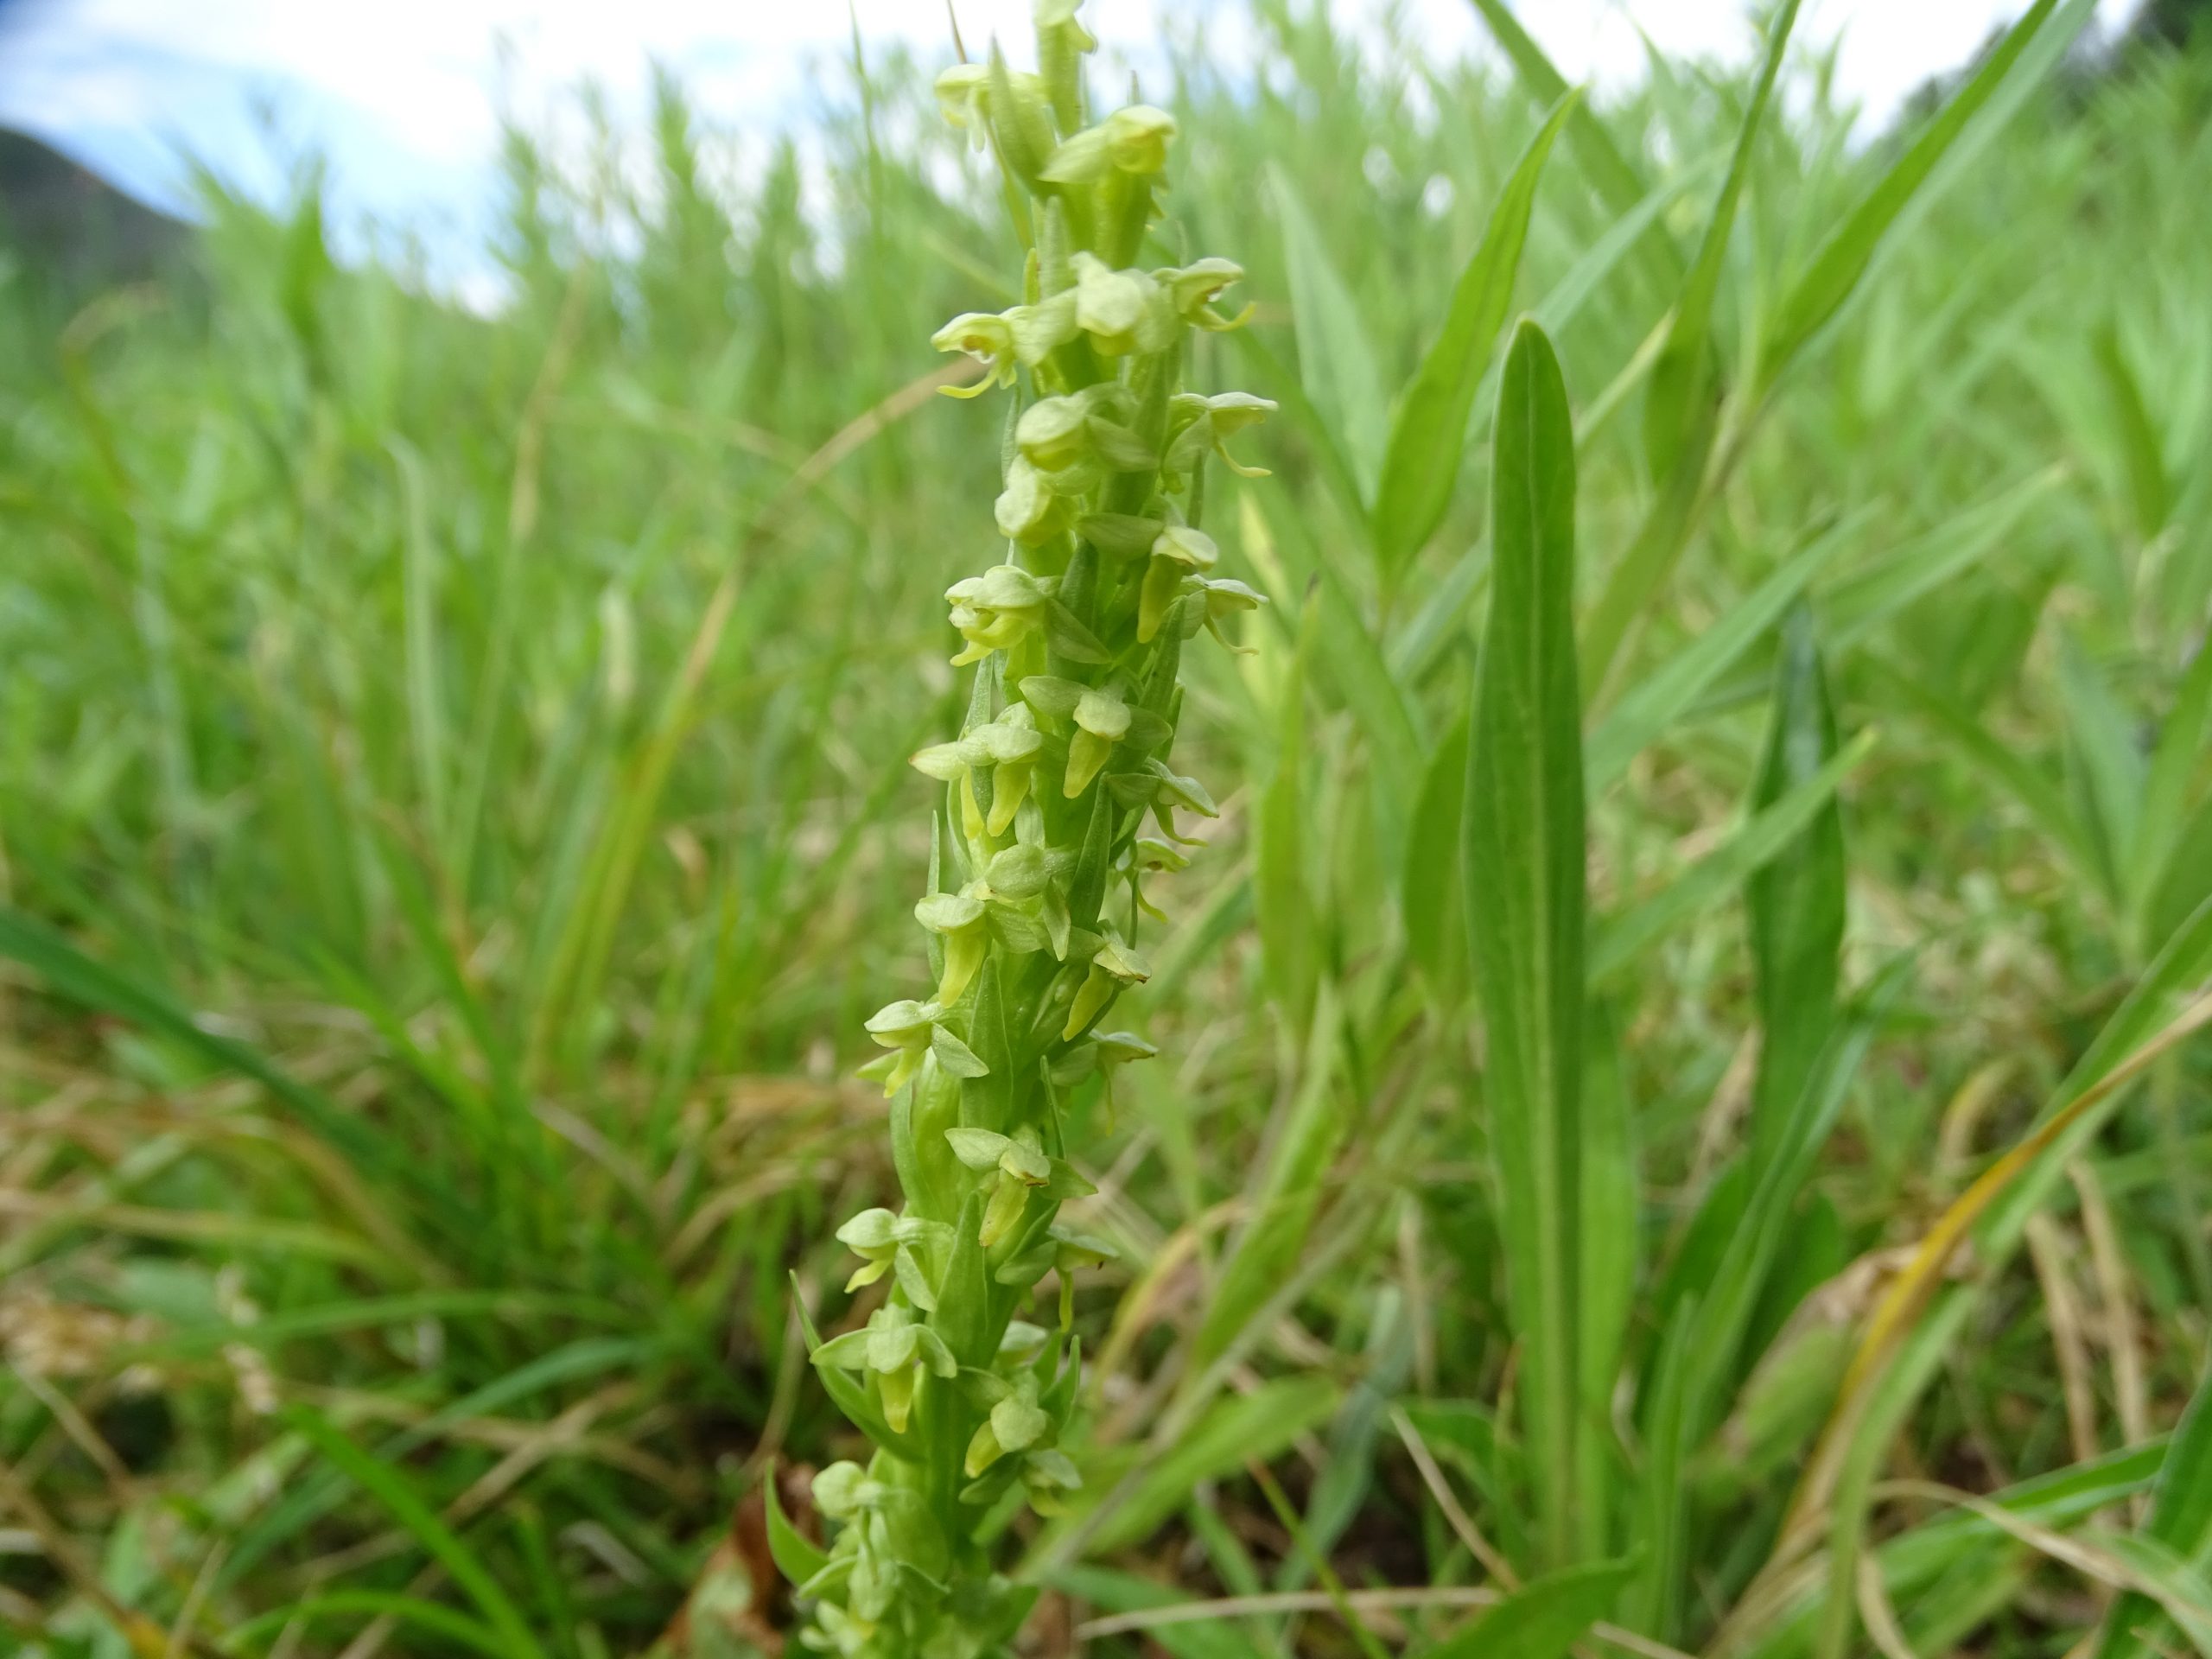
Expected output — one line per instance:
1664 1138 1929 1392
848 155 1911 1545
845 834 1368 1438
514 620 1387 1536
779 4 1271 1654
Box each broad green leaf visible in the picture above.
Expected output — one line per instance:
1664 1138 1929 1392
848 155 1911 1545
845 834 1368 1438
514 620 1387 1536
1585 512 1860 791
1370 89 1577 582
1745 612 1847 1176
1269 164 1390 503
1642 0 1802 482
288 1407 546 1659
1428 1556 1637 1659
1762 0 2087 376
1465 318 1585 1567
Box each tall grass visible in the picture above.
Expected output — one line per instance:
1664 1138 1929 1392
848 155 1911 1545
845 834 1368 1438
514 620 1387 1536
2 3 2209 1656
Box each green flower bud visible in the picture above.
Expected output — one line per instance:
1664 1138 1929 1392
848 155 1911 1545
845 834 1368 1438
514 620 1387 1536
1167 389 1278 478
1138 524 1218 643
916 705 1043 839
971 704 1044 835
1071 253 1175 357
1063 931 1151 1039
1066 684 1131 796
995 456 1080 545
933 64 993 141
915 890 989 1005
931 312 1018 398
813 1460 870 1521
1005 290 1078 366
1103 104 1175 174
1133 836 1189 873
1154 257 1251 327
1022 1446 1083 1515
836 1206 901 1290
862 997 947 1096
946 564 1052 664
982 841 1048 899
1198 575 1268 653
1015 393 1091 473
932 61 1054 170
1039 104 1175 185
848 1304 957 1435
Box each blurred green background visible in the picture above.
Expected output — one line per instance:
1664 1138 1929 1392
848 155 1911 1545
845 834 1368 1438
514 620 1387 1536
3 2 2211 1655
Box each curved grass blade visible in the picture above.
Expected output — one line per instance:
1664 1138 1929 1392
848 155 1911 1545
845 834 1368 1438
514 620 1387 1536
1745 611 1847 1177
1370 89 1577 585
2098 1360 2212 1658
1269 164 1389 505
1761 0 2086 378
1427 1556 1637 1659
1584 512 1861 792
1641 0 1802 483
287 1406 547 1659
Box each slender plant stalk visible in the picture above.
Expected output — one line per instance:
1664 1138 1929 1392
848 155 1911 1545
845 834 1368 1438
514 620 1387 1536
774 6 1272 1654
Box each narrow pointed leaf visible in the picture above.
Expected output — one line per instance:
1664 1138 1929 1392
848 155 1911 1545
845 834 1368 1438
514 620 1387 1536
1465 318 1586 1567
1370 89 1576 580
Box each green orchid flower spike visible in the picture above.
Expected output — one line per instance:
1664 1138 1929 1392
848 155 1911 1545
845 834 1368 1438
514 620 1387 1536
788 7 1267 1654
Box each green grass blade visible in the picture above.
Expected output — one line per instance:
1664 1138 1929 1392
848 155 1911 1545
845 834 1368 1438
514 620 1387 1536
1878 666 2100 890
287 1406 547 1659
2057 630 2146 896
1590 730 1875 984
1641 0 1802 483
1404 714 1471 990
2134 635 2212 930
1427 1556 1637 1659
1255 594 1320 1026
1821 466 2066 648
1080 1376 1343 1556
1462 0 1679 284
226 1592 510 1659
2096 1357 2212 1658
1761 0 2083 377
1577 999 1635 1559
1744 611 1847 1176
1465 318 1585 1567
1269 164 1390 505
0 906 385 1174
1370 89 1577 584
1193 984 1346 1371
1584 512 1860 792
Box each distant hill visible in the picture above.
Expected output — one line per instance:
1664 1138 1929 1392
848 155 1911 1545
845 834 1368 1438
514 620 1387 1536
0 126 186 288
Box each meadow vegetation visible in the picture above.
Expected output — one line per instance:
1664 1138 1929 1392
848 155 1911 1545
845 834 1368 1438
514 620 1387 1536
3 2 2211 1655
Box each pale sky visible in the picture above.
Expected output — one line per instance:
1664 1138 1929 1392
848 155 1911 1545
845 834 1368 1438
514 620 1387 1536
0 0 2135 292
